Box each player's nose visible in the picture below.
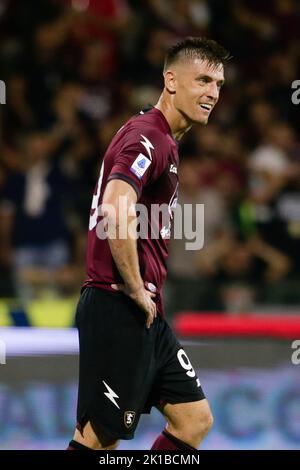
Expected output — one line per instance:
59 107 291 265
206 82 219 102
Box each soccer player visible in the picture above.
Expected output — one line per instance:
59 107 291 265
68 37 229 451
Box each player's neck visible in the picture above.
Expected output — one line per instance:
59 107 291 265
155 94 192 141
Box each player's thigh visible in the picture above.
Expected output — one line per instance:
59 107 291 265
153 321 213 435
161 399 213 433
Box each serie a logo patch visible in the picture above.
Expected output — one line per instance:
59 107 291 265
130 153 151 179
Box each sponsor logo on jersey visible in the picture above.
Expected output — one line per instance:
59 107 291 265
130 153 151 179
160 224 171 239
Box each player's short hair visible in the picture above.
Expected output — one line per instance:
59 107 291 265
164 37 230 72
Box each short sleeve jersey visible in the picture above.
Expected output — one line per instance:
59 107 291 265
84 107 179 315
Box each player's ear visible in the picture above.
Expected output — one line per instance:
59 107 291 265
164 70 177 94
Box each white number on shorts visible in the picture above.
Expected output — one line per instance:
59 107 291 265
177 348 196 378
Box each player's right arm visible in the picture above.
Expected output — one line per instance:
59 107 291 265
102 178 157 329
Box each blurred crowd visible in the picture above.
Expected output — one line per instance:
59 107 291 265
0 0 299 313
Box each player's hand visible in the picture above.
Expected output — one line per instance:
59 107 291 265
111 284 157 329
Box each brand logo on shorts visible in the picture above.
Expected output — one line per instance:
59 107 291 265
102 380 120 409
124 411 136 428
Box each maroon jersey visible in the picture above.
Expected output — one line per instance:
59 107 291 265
84 107 179 315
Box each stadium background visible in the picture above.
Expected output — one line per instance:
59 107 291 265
0 0 300 449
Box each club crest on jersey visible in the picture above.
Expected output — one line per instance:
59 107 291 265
130 153 151 179
124 411 136 428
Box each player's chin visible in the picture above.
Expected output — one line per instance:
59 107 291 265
194 110 210 125
200 116 209 125
194 115 209 125
186 110 209 125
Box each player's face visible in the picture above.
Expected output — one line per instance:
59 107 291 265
173 59 225 125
